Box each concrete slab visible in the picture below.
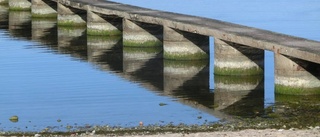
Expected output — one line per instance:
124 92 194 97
54 0 320 64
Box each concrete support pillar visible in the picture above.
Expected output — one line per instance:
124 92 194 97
0 0 8 5
275 54 320 95
214 75 264 116
123 19 162 47
57 3 86 27
87 11 122 36
163 27 209 60
9 0 31 11
214 38 264 75
31 0 57 18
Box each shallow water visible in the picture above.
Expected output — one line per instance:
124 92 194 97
0 1 319 132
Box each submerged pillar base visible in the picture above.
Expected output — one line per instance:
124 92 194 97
275 54 320 95
214 38 264 75
9 0 31 11
123 19 162 47
163 27 209 60
31 0 57 18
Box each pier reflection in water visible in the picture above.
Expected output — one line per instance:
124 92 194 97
0 8 318 132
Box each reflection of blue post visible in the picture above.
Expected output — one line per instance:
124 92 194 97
275 54 320 95
31 0 57 18
9 0 31 11
163 26 209 60
57 2 86 27
87 11 122 36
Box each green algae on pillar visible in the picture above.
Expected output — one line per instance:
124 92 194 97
57 3 86 27
31 0 57 18
87 11 122 36
9 0 31 11
123 19 162 47
275 54 320 95
163 27 209 60
214 38 264 75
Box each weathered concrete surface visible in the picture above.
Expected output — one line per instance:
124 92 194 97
60 0 320 64
123 19 162 47
87 11 122 36
275 54 320 95
214 38 264 75
9 0 31 11
31 0 57 18
163 26 209 60
57 2 86 27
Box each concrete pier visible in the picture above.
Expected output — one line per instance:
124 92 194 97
214 38 264 75
123 19 162 47
31 0 57 18
57 3 86 27
163 27 209 60
275 54 320 95
87 11 122 36
9 0 31 11
5 0 320 95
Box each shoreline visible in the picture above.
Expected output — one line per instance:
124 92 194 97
1 127 319 137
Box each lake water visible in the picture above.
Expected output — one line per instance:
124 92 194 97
0 0 319 132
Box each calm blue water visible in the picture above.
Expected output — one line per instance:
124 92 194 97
0 0 319 132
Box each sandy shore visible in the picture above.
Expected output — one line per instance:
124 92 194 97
1 128 319 137
122 129 320 137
